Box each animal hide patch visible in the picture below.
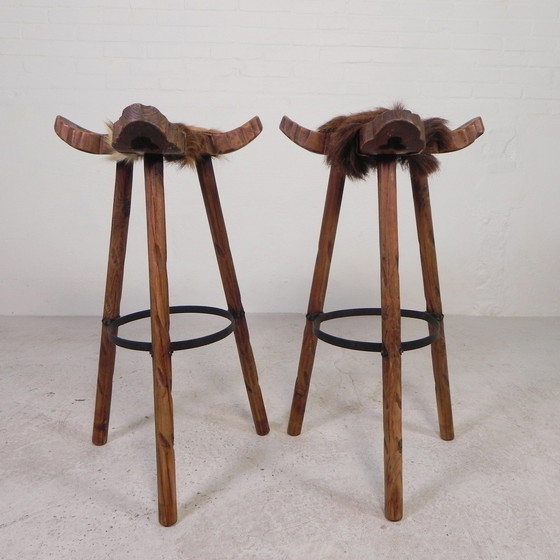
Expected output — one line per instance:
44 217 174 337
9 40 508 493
105 122 221 167
318 103 454 179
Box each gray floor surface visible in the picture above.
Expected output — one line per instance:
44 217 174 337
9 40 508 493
1 314 559 559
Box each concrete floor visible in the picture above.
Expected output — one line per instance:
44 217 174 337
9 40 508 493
1 314 559 559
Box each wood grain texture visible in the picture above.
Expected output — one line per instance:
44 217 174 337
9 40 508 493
144 154 177 527
436 116 484 153
411 167 454 441
377 159 403 522
112 104 186 156
207 116 263 155
54 115 112 155
196 156 269 435
92 161 133 446
279 115 327 154
360 109 424 155
288 165 346 436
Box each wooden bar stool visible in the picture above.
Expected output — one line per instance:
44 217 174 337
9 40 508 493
54 104 269 526
280 105 483 521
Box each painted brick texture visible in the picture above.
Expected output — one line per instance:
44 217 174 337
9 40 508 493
1 0 559 315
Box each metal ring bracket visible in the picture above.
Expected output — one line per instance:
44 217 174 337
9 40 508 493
108 305 235 352
312 307 441 353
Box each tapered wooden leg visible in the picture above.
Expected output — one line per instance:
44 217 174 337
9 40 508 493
410 168 454 441
144 155 177 527
288 166 346 436
93 161 133 446
196 156 269 436
378 159 403 522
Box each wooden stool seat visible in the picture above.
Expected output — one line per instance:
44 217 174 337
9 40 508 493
280 106 484 521
55 104 269 526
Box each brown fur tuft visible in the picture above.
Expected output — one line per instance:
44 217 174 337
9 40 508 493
163 123 221 168
105 122 221 167
318 104 453 180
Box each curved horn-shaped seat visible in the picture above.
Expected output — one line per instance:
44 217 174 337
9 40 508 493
280 114 484 155
434 117 484 153
54 104 263 158
207 116 263 155
54 116 113 155
279 115 327 154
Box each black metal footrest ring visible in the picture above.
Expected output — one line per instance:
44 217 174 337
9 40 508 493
312 307 441 353
107 305 235 352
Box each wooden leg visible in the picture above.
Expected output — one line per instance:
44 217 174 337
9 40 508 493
93 161 133 446
378 159 403 522
144 155 177 527
410 168 454 441
196 157 269 436
288 166 346 436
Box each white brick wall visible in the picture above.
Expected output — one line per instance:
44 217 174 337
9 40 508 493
1 0 559 316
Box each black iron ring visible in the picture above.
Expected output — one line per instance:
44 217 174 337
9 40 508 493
107 305 235 352
312 307 441 353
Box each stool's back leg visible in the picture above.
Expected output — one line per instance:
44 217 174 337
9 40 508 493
288 166 346 436
410 168 454 441
144 154 177 527
196 156 269 436
378 159 403 522
93 161 133 446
